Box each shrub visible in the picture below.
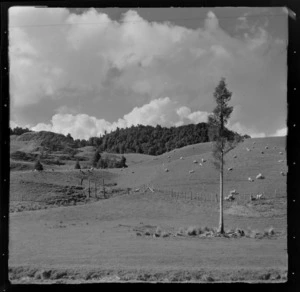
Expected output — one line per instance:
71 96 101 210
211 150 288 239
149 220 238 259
74 160 81 169
92 150 101 167
34 160 43 171
186 226 202 236
155 226 162 236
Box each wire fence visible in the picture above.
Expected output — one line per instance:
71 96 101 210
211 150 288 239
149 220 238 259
136 184 286 204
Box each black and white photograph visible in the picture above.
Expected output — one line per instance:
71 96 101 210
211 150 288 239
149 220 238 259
5 4 293 283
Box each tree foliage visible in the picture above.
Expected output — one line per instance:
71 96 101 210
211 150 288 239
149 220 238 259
75 160 81 169
91 150 101 167
10 126 32 135
34 159 43 171
208 78 240 169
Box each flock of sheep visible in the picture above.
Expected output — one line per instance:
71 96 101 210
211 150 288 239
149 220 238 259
162 140 286 203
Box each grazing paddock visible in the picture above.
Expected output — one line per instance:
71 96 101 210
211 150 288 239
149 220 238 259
9 137 287 283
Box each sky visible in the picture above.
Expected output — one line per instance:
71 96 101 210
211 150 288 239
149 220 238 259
9 7 288 140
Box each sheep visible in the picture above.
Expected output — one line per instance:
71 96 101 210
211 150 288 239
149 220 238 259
278 160 284 163
228 167 233 171
280 171 285 176
233 155 237 158
253 142 256 145
250 195 256 201
225 194 235 201
265 146 269 149
256 173 265 179
256 193 263 200
180 157 183 160
193 160 198 164
134 188 140 192
248 177 254 182
261 151 264 154
279 152 283 155
167 156 170 158
201 158 206 163
246 148 251 152
189 170 195 174
198 163 202 166
164 168 169 172
230 190 239 196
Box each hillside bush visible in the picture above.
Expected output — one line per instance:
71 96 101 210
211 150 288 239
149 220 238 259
74 160 81 169
10 151 38 162
34 160 43 171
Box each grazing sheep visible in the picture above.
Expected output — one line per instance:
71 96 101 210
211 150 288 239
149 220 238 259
246 148 251 152
228 167 233 171
225 194 235 201
279 152 283 155
201 158 206 163
280 171 285 176
180 157 183 160
198 163 202 166
278 160 283 163
230 190 239 196
250 195 256 201
167 156 170 158
248 177 254 182
164 168 169 172
134 188 140 192
256 173 265 179
189 170 195 174
261 151 264 154
193 160 198 163
256 193 263 200
265 146 269 149
233 155 237 158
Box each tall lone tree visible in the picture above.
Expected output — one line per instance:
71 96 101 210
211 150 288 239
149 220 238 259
208 78 239 234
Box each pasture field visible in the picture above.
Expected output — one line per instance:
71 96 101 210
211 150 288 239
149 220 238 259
8 137 287 283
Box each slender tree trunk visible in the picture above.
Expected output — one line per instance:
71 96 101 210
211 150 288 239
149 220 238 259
218 151 224 233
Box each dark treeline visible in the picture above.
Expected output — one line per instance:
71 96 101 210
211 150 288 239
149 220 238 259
10 124 249 156
82 123 247 156
9 126 32 136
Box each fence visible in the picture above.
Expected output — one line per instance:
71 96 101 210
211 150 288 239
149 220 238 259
136 184 286 204
10 178 133 203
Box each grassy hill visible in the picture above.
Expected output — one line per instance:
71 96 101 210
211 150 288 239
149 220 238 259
9 136 287 283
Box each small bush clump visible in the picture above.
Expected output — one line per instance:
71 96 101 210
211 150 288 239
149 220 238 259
34 159 43 171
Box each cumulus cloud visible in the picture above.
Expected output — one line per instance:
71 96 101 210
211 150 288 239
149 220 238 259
31 97 209 139
227 121 266 138
272 127 287 137
9 7 287 138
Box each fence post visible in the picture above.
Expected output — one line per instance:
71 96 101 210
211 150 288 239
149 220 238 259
88 179 90 198
103 178 106 199
95 181 97 198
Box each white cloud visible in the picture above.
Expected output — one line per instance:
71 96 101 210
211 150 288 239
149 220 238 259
272 127 287 137
31 97 209 139
228 121 266 138
9 8 287 138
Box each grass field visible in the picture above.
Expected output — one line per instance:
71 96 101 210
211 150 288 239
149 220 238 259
8 136 287 283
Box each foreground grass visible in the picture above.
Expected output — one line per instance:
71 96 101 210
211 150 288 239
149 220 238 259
9 265 287 283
